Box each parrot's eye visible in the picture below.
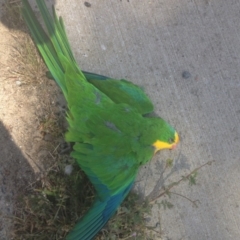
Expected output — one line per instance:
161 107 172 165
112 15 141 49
169 138 174 144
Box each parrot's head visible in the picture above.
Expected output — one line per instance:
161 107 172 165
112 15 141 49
146 118 179 153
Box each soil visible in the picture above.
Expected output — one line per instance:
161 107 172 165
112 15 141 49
0 2 66 238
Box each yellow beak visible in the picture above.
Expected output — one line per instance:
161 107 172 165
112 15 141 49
153 132 179 153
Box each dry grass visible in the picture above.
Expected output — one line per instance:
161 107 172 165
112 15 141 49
1 1 45 85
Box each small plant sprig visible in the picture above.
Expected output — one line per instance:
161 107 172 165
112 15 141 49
150 160 215 207
94 159 215 239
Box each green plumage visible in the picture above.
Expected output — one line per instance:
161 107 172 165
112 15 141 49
22 1 179 239
83 71 154 114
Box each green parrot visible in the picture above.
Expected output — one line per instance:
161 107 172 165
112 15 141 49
21 0 179 239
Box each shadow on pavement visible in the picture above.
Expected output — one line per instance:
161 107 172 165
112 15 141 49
0 120 35 239
0 0 56 30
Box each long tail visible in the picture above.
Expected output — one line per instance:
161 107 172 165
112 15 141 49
21 0 85 97
67 181 133 240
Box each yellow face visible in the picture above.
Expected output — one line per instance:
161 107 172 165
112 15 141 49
153 132 179 153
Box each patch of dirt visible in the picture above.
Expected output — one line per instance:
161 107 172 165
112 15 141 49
0 2 66 239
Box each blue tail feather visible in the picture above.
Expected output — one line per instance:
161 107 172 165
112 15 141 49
66 181 134 240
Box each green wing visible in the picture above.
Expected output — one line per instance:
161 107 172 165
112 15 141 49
83 71 154 115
